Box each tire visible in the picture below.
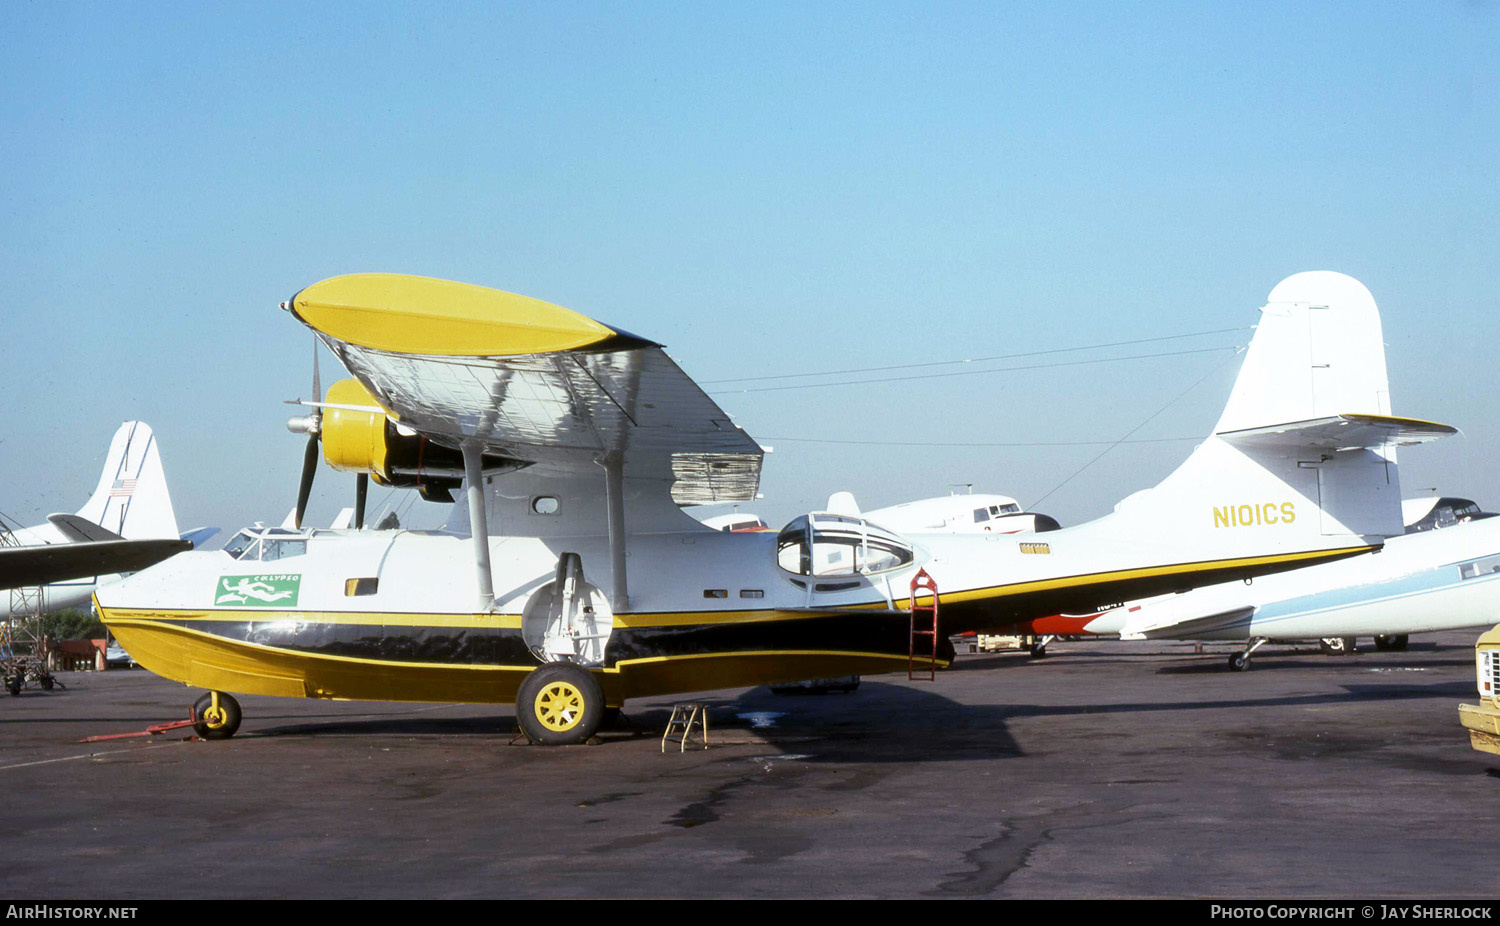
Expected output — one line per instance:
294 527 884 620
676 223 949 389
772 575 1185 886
1029 643 1048 659
192 692 242 740
1319 637 1355 656
39 676 54 691
1228 653 1250 672
6 675 20 696
516 663 604 746
1374 634 1409 652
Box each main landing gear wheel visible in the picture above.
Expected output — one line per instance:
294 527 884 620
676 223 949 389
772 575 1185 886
1319 637 1356 656
1228 653 1251 672
1374 634 1409 652
5 674 20 696
1029 642 1048 659
516 663 604 746
192 692 242 740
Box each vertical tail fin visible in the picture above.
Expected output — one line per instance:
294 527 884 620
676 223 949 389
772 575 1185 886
75 422 180 540
1212 271 1391 432
1114 272 1451 546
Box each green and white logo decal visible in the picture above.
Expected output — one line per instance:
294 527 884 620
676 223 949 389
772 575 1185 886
215 574 301 607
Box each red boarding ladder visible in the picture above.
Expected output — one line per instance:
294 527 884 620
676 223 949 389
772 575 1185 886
908 568 939 681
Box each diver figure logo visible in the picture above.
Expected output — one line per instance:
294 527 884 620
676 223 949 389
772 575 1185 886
215 575 301 607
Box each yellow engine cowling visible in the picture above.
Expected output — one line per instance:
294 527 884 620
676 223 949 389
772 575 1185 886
320 379 395 484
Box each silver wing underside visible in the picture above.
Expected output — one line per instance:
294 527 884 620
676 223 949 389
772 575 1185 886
323 338 764 504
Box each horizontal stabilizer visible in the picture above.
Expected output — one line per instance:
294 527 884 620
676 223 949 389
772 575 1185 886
46 514 124 543
180 527 221 549
0 538 191 590
1218 415 1457 451
1121 605 1257 640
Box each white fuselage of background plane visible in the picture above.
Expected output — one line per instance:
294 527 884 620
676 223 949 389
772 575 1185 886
1074 516 1500 641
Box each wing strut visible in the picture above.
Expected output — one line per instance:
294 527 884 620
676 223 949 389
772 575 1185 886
599 452 629 611
462 441 496 611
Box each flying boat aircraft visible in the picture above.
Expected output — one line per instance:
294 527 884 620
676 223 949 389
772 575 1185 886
95 271 1449 744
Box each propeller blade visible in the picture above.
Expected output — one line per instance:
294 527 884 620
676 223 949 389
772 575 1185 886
295 433 319 530
311 335 322 409
354 473 368 530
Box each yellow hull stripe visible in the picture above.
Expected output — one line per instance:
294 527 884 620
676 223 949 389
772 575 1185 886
849 544 1378 610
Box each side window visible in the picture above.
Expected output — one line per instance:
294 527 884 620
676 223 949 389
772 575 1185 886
262 539 307 561
1459 554 1500 580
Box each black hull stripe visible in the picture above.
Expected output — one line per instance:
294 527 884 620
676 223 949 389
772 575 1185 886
154 611 945 669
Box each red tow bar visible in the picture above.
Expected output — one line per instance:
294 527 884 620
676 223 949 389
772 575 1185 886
80 711 201 743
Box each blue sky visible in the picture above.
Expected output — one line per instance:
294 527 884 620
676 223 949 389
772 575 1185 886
1 1 1495 536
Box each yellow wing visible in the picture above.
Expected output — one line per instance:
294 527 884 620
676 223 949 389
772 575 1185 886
288 274 763 504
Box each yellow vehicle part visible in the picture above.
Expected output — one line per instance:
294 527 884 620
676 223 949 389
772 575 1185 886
1459 703 1500 756
292 273 617 358
321 378 391 483
1459 627 1500 755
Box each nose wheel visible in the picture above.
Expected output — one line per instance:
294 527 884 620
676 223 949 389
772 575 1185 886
1227 637 1269 671
192 691 242 740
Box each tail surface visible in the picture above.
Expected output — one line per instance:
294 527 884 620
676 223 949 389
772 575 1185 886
1112 272 1452 547
73 422 180 540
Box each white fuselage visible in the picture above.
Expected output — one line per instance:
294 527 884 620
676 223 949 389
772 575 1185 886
1075 516 1500 641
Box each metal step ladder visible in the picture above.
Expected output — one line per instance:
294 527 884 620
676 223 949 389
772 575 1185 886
908 568 939 681
661 702 709 752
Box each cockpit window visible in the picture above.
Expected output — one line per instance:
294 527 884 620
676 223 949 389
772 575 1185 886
223 529 308 562
776 514 915 578
223 531 255 559
973 508 990 523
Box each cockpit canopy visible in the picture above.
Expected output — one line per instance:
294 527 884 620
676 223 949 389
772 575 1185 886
775 513 916 577
222 527 309 562
1403 497 1495 534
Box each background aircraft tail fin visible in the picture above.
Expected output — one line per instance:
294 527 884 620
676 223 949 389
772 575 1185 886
825 491 861 516
1115 272 1450 543
75 422 181 540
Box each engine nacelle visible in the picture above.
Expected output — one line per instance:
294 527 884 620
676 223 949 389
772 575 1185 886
321 378 394 480
319 378 516 502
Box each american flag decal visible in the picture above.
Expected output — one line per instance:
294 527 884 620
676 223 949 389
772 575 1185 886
109 478 137 498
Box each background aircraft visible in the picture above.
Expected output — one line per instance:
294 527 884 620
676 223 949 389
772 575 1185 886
696 489 1060 535
1018 496 1499 668
825 490 1061 535
1 421 194 617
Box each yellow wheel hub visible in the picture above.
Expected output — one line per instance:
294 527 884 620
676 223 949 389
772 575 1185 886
534 681 586 732
202 706 226 728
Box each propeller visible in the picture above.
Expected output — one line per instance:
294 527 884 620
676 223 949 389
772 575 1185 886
354 472 368 530
286 338 323 530
285 337 448 529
